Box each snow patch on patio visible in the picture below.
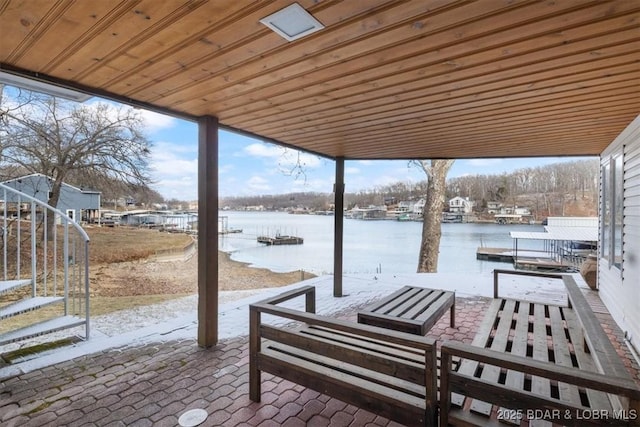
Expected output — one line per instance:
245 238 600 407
0 271 576 381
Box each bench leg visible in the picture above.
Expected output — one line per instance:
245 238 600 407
450 303 456 328
249 308 261 402
249 365 261 402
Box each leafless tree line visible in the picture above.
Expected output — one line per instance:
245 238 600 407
221 159 598 216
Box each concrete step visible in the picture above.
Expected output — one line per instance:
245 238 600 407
0 296 64 320
0 315 86 346
0 279 32 295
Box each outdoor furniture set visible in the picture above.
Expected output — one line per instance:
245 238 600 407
249 271 640 426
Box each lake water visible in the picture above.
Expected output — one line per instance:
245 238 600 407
218 211 546 275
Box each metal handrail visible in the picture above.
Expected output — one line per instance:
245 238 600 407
0 182 91 340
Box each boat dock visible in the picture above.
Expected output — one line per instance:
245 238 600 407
476 247 515 262
476 247 572 271
477 217 598 272
257 235 303 245
219 216 243 234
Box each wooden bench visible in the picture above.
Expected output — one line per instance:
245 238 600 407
440 270 640 426
249 285 439 426
357 286 455 335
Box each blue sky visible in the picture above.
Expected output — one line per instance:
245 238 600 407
144 113 592 201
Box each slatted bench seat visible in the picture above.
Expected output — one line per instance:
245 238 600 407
439 270 640 426
357 286 455 335
249 285 439 426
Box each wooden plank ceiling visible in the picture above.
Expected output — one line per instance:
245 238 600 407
1 0 638 159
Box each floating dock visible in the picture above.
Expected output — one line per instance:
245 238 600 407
257 235 303 245
219 228 242 235
477 217 597 272
477 247 574 271
476 247 514 262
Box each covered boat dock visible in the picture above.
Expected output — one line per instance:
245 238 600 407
477 217 598 272
510 222 598 271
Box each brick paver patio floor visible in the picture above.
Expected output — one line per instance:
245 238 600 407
1 297 638 427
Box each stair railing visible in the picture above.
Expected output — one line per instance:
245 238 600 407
0 182 91 340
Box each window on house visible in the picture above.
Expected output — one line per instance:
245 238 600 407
601 161 610 262
613 153 623 270
601 152 624 271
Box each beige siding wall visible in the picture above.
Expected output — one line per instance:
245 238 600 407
599 114 640 352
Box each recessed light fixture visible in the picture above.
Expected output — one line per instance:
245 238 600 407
0 71 92 102
260 3 324 42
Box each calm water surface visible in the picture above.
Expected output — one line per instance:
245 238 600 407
218 211 545 275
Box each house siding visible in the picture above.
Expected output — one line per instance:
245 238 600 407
2 174 100 221
599 114 640 353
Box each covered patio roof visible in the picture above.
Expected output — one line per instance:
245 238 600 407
1 0 638 159
2 1 638 347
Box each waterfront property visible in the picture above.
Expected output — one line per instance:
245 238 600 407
1 2 639 426
1 173 100 223
448 197 474 214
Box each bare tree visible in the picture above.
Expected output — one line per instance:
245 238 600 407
416 159 455 273
0 91 152 210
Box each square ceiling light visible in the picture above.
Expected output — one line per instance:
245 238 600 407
260 3 324 42
0 71 92 102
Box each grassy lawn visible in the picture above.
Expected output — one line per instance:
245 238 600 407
1 227 195 331
1 226 305 340
86 226 193 264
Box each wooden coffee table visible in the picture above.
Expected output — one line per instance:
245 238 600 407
357 286 455 335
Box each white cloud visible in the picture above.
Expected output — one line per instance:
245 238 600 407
357 160 373 165
292 177 334 192
151 153 197 178
372 175 402 187
345 167 360 175
152 176 197 201
139 109 177 132
247 176 271 192
81 100 176 133
149 141 197 200
153 140 196 156
244 142 322 169
244 143 282 158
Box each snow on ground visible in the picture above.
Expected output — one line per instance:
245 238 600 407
0 271 574 380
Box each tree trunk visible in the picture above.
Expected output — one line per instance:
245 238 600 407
44 176 64 240
417 159 454 273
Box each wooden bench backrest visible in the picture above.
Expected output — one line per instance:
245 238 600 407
441 341 640 426
563 275 631 380
441 271 640 426
250 285 439 425
259 323 429 385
